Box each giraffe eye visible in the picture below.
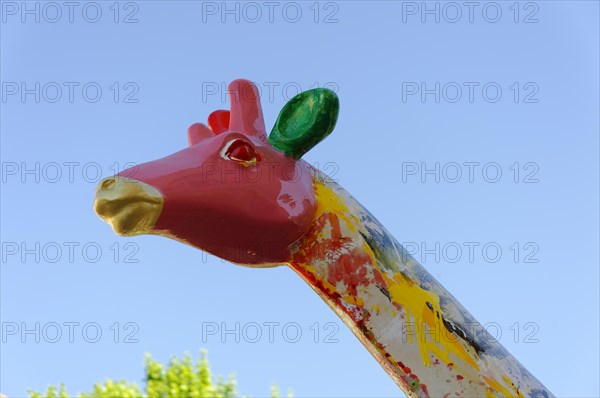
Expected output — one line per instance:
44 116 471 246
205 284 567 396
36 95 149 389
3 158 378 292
221 139 260 165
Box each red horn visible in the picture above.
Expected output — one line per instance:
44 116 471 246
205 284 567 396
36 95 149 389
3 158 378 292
207 110 230 134
227 79 267 142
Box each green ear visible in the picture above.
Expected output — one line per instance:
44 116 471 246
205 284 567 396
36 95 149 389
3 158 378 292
268 88 339 159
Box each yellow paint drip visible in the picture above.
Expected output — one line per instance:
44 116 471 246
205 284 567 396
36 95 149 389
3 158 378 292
382 272 479 370
314 182 360 232
483 375 522 397
503 375 524 397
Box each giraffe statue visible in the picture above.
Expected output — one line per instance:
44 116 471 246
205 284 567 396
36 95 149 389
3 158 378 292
94 79 552 398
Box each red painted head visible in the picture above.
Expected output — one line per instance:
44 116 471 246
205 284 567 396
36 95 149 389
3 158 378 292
94 79 339 265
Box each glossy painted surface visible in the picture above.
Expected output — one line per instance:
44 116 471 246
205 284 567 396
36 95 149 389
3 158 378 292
94 79 553 397
269 88 339 159
96 80 317 265
290 168 552 397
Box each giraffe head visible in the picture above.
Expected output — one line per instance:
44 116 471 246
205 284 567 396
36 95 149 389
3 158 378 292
94 79 339 265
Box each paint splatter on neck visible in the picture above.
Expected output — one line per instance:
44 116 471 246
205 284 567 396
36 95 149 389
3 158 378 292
287 168 544 397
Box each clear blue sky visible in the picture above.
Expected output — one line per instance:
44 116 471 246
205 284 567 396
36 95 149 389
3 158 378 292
1 1 598 397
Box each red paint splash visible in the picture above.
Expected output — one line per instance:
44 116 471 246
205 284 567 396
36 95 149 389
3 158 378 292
291 210 431 397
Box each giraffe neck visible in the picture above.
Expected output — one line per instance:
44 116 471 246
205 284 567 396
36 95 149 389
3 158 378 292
287 168 552 398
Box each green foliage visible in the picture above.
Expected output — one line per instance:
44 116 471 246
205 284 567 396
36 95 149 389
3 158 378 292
28 351 290 398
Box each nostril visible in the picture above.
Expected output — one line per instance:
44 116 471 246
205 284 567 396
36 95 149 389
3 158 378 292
101 178 116 190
